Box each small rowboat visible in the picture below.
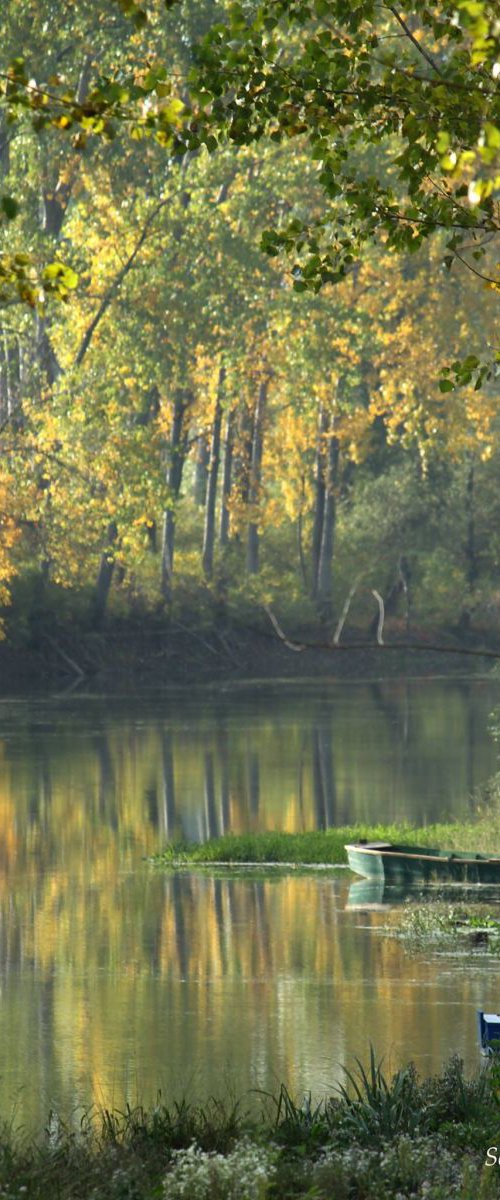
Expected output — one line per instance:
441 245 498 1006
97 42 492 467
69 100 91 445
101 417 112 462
345 841 500 885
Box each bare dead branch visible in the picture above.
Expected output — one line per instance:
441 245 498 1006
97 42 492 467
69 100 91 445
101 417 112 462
333 576 362 645
371 589 385 645
74 195 172 368
44 636 85 680
263 605 306 651
260 614 500 660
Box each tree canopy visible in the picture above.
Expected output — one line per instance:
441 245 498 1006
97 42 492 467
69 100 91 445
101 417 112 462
0 0 499 650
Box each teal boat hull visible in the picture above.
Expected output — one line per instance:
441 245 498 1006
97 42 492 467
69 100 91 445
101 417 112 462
345 841 500 885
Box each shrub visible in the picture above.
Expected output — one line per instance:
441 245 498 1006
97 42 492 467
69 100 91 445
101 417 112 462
163 1138 276 1200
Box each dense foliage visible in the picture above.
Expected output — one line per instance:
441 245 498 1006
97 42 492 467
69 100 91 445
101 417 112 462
0 1 499 648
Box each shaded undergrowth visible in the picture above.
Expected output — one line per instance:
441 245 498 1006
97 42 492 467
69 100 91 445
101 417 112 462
2 1056 500 1198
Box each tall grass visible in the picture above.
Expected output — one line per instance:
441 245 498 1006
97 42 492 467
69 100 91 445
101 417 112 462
0 1058 499 1198
152 817 500 867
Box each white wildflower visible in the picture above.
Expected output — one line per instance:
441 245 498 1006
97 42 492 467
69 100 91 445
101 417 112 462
164 1137 275 1200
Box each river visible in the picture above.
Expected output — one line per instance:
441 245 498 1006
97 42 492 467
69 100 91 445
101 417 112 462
0 676 499 1130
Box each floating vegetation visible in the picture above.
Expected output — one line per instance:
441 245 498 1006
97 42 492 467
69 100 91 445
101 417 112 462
394 903 500 955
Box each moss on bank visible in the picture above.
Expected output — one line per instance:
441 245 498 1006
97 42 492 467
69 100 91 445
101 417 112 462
152 821 500 868
1 1057 500 1198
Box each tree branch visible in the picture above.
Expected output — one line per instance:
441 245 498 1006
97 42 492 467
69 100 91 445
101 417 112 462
263 605 306 651
333 576 362 644
74 195 171 368
371 589 385 645
262 609 500 660
386 7 445 79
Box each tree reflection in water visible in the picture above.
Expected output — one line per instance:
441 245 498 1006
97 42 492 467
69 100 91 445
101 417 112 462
0 678 496 1128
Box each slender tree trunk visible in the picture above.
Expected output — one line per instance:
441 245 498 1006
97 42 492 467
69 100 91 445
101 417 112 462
460 456 477 631
0 336 9 423
234 405 254 505
35 313 62 386
202 366 225 578
465 457 478 592
160 388 190 601
193 434 210 506
311 405 328 598
297 510 308 589
0 112 10 175
246 377 268 574
219 408 234 547
146 520 157 553
91 520 118 627
316 424 339 621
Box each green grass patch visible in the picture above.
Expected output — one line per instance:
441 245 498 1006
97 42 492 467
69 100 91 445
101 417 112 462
152 820 500 868
1 1057 500 1198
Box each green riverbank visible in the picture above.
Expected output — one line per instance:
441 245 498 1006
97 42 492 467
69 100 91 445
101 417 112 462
152 821 500 868
2 1057 500 1199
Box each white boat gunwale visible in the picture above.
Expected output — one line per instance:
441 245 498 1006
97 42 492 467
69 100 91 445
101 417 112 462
344 842 499 866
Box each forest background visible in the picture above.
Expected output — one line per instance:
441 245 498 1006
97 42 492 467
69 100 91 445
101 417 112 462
0 0 499 680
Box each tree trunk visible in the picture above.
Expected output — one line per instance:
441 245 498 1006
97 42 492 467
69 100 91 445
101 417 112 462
0 112 10 175
246 377 268 574
311 405 328 598
460 456 478 632
0 333 11 423
91 520 118 628
36 313 62 386
193 434 210 506
219 408 234 547
160 388 190 601
465 457 478 592
234 404 253 505
316 423 339 622
202 366 225 577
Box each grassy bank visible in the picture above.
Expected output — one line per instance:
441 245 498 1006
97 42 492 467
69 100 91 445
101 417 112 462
152 821 500 868
2 1057 500 1198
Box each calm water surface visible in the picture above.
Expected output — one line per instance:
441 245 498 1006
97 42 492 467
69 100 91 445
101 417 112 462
1 676 500 1130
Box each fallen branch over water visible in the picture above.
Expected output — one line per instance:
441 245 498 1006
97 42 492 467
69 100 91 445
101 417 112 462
263 606 500 660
